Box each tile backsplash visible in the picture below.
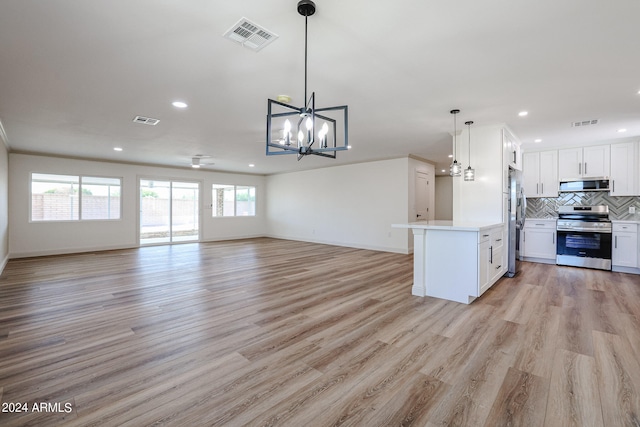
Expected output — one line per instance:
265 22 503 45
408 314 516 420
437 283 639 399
526 193 640 220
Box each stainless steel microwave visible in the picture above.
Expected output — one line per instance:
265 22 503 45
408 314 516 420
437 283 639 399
558 178 610 192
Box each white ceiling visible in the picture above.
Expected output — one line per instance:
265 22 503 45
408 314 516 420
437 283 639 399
1 0 639 176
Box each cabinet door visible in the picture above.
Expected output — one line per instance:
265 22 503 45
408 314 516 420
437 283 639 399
478 240 490 295
539 150 558 197
522 152 540 197
558 148 582 180
490 246 505 284
610 142 637 196
583 145 610 178
613 232 638 268
523 227 556 259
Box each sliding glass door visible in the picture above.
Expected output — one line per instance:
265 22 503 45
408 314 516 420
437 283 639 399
139 179 200 245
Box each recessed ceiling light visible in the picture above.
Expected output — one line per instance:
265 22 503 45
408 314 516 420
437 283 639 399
618 128 627 133
448 154 453 158
113 147 123 151
191 164 201 168
249 164 255 168
534 139 542 143
172 101 188 108
518 111 528 117
441 169 446 173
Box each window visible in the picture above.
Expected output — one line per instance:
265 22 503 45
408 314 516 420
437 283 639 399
212 184 255 217
31 173 121 221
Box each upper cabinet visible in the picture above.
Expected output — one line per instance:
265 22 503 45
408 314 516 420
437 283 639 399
523 150 558 198
558 145 610 180
503 129 522 171
610 141 637 196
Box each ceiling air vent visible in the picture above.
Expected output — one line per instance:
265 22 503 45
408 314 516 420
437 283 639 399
133 116 160 126
223 17 278 52
572 119 598 127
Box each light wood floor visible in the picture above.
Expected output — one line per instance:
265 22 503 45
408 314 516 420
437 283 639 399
1 238 640 426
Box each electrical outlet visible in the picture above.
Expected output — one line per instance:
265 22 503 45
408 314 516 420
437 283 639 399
630 206 636 214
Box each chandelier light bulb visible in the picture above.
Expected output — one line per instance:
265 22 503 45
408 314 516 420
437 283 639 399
283 119 292 145
298 130 305 147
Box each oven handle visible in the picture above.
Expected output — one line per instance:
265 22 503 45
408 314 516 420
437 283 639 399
556 227 612 233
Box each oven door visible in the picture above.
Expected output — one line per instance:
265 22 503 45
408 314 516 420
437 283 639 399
556 229 612 270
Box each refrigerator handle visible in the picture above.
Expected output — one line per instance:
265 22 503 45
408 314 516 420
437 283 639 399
519 188 527 229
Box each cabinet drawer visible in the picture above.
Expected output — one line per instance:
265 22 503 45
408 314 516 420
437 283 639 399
613 223 638 233
479 231 491 243
491 228 504 249
524 220 556 230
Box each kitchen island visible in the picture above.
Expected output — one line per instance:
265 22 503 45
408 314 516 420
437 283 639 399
393 221 506 304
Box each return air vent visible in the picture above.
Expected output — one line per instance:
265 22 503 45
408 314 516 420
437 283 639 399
572 119 599 127
223 17 278 52
133 116 160 126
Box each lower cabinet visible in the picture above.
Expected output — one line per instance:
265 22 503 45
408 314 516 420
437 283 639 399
409 223 508 304
612 223 638 269
479 226 507 296
522 220 557 262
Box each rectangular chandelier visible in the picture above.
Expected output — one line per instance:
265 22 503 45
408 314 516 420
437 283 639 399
265 0 349 161
266 93 348 160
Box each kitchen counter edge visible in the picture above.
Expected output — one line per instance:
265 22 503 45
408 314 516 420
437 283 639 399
392 221 503 232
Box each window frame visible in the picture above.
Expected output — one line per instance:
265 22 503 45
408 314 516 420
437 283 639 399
30 173 123 222
211 184 256 217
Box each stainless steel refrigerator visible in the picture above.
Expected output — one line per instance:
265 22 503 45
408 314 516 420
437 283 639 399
507 167 526 277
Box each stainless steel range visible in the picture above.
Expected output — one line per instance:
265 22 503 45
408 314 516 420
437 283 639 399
556 205 612 270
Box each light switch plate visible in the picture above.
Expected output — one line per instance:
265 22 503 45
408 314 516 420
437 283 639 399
630 206 636 214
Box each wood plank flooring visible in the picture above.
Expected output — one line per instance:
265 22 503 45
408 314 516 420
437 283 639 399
0 237 639 426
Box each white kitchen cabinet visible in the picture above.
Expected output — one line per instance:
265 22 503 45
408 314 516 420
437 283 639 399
558 145 610 180
523 150 558 198
504 129 522 171
610 142 637 196
489 227 506 284
399 222 506 304
478 236 490 295
522 220 557 261
454 124 517 224
612 223 638 268
479 226 506 295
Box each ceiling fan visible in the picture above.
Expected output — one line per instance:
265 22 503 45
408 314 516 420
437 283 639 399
189 154 214 169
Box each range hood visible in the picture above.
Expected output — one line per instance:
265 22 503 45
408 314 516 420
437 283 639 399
559 177 610 192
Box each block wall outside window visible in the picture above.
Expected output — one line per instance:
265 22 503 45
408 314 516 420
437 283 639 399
31 173 121 221
212 184 256 217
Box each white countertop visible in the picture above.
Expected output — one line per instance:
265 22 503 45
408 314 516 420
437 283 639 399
611 219 640 224
392 220 503 232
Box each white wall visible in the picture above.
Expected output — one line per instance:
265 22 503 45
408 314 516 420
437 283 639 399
0 142 8 272
9 153 266 257
266 158 414 253
435 176 453 220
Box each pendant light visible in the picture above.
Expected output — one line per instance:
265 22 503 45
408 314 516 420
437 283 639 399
266 0 349 161
450 109 462 177
464 121 475 181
